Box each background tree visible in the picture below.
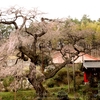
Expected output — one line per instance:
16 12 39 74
0 24 14 39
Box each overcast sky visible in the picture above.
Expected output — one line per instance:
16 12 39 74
1 0 100 20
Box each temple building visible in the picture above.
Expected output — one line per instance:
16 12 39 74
83 60 100 87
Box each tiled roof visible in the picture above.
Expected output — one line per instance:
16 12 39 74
52 51 64 63
51 51 99 64
74 53 99 63
83 60 100 68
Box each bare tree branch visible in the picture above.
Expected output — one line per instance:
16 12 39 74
0 20 18 29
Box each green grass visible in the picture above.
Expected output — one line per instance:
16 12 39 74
0 90 36 100
0 86 73 100
0 87 83 100
0 85 97 100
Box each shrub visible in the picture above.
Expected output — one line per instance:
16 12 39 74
53 74 62 82
57 88 69 100
45 79 55 88
3 76 14 91
54 67 73 86
57 68 67 77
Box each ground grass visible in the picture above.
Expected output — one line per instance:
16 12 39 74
0 90 36 100
0 86 79 100
0 84 87 100
0 86 96 100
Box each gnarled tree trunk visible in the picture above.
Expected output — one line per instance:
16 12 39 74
27 62 48 99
